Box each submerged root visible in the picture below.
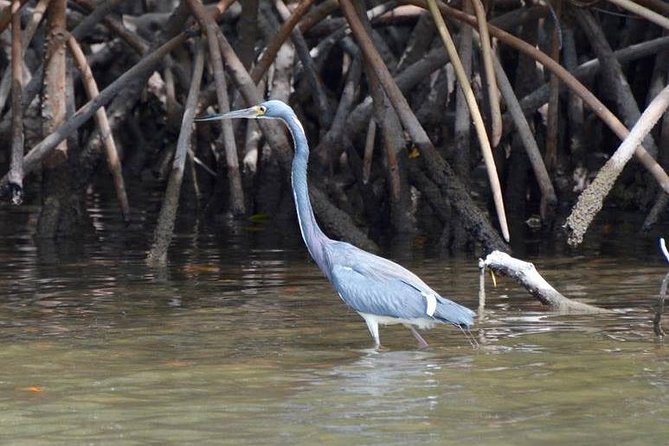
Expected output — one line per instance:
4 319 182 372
564 160 620 247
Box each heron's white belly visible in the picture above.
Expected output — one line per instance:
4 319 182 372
358 312 437 330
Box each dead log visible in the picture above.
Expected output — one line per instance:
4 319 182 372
479 250 608 313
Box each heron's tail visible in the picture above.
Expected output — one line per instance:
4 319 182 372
435 297 476 328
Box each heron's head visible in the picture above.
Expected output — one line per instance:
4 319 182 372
195 100 293 122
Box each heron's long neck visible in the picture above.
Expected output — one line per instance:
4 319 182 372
284 114 329 269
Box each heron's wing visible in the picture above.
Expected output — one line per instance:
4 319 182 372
324 241 475 326
325 241 432 292
324 242 436 319
329 261 429 320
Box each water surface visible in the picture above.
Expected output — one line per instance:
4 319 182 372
0 205 668 445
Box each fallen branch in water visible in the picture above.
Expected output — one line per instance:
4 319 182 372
479 251 607 313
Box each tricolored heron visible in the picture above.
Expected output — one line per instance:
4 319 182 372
197 100 475 348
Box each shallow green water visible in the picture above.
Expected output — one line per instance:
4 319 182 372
0 207 668 444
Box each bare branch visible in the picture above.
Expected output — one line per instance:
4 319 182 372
566 85 669 246
426 0 509 242
148 41 206 266
479 251 608 313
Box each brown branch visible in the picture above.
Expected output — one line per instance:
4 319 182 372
187 0 245 216
509 37 669 127
212 27 379 250
8 0 23 205
71 0 148 55
16 0 131 129
42 0 68 166
250 0 314 84
342 2 538 157
66 32 129 221
471 0 501 147
214 28 293 169
0 0 48 114
426 0 509 242
453 0 473 178
275 0 330 129
298 0 337 34
354 0 402 201
544 0 561 173
404 0 669 196
0 31 190 195
0 0 28 33
314 53 362 171
575 9 659 158
493 55 557 220
340 0 508 252
148 41 206 266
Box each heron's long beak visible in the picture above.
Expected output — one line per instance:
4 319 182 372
195 106 262 122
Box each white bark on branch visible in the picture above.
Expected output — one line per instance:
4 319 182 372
479 251 608 313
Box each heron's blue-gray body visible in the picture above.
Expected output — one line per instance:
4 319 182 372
198 100 475 347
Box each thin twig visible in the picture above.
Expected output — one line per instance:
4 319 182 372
471 0 501 147
453 0 472 179
544 0 561 172
426 0 509 242
492 54 557 219
66 32 130 221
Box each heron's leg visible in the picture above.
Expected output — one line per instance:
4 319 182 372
409 326 429 348
361 314 381 348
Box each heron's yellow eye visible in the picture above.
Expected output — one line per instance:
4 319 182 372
258 105 267 115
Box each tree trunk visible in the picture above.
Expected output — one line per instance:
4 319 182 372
37 0 85 238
